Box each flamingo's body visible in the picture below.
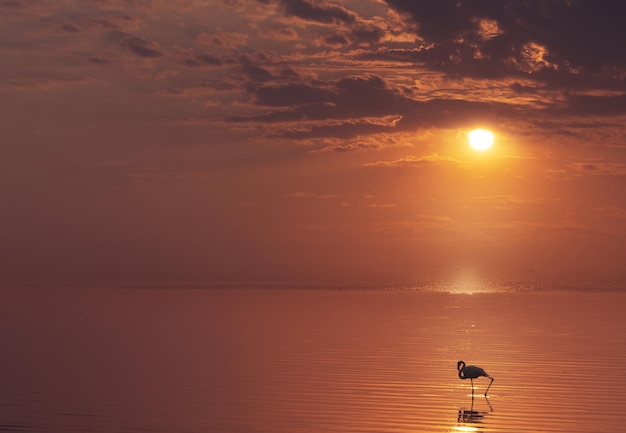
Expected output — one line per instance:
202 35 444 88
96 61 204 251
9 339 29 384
457 360 494 396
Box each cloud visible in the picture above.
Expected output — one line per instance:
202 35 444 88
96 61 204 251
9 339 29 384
280 118 398 139
571 161 626 176
224 69 515 140
182 54 222 68
465 195 547 210
350 24 385 45
260 26 299 41
510 82 540 95
566 94 626 116
279 0 357 24
362 154 462 168
58 22 81 33
313 23 386 48
84 14 142 32
286 191 339 199
239 54 275 82
365 203 397 208
226 73 412 126
251 75 402 118
0 0 53 16
254 83 335 106
309 134 407 154
4 74 95 90
88 57 111 65
120 35 163 58
53 11 144 36
0 1 25 10
384 0 626 68
197 31 249 50
381 1 626 88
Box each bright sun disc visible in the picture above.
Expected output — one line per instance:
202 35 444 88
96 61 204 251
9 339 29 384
468 129 494 151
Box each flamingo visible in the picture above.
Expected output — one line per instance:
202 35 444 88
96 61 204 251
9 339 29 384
457 360 494 396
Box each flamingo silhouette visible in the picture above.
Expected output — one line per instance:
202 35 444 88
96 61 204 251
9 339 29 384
457 360 494 396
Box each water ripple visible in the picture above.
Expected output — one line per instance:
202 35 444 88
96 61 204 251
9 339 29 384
0 289 625 432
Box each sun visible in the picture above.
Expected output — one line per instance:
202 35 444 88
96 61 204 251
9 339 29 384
468 129 494 151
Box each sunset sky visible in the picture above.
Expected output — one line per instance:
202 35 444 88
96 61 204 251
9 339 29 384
2 0 625 286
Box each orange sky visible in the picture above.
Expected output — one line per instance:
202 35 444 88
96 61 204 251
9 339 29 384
2 0 626 286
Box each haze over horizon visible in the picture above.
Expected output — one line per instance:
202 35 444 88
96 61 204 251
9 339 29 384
2 1 626 287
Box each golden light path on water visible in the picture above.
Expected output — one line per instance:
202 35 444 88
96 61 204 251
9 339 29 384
0 286 625 432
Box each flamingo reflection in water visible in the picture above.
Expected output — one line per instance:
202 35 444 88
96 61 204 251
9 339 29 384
458 407 486 423
457 393 492 424
457 360 494 396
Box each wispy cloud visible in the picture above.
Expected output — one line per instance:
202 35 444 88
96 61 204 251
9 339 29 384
365 203 397 208
571 161 626 176
286 191 339 199
363 154 463 168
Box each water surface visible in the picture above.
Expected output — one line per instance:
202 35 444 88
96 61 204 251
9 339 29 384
0 287 625 432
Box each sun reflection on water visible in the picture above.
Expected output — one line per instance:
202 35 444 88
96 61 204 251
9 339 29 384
443 267 489 294
451 426 481 432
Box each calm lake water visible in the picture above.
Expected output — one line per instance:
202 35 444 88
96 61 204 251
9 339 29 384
1 287 625 432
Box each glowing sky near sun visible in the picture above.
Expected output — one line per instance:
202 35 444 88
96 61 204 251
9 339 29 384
1 0 626 286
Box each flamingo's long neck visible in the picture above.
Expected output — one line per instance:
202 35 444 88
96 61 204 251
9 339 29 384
457 362 465 379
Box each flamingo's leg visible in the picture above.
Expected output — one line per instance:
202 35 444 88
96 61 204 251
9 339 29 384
484 376 494 396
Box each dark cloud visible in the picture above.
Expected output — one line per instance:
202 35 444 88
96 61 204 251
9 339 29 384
510 82 539 95
0 0 26 10
356 44 523 81
567 94 626 116
59 22 82 33
88 57 111 65
254 83 335 106
56 14 141 34
279 66 299 79
351 24 385 45
271 0 387 48
262 26 299 41
382 0 626 86
239 55 274 82
183 54 222 67
385 0 626 67
321 33 349 47
232 74 412 122
527 2 626 70
279 0 356 24
387 1 482 41
316 25 385 49
359 44 620 91
120 35 163 58
228 73 511 139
